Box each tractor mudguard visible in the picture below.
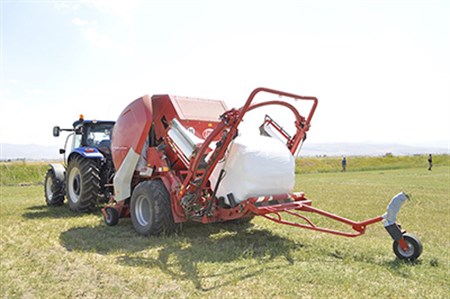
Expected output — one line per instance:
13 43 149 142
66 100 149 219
69 147 105 160
48 163 66 182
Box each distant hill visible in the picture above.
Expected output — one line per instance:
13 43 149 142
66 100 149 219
1 144 62 161
0 141 448 161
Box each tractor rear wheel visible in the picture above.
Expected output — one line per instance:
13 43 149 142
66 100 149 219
66 156 101 212
130 180 177 236
44 169 65 206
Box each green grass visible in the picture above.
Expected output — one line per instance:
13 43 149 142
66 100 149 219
296 154 449 174
0 162 50 186
1 154 448 185
0 160 449 298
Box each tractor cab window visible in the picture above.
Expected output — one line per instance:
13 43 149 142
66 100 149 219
73 134 82 149
85 124 113 148
65 133 82 154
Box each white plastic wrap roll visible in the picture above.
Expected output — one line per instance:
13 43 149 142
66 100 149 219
209 134 295 205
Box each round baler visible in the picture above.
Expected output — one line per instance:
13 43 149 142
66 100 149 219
103 88 422 261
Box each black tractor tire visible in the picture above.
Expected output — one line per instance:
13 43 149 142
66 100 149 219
104 207 120 226
130 180 177 236
66 155 101 213
44 169 65 206
393 233 423 261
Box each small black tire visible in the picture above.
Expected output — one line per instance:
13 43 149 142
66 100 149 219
104 207 119 226
44 169 65 206
393 233 423 261
66 155 101 213
130 180 177 236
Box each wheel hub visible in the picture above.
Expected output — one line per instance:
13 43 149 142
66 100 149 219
46 176 53 201
398 241 414 258
135 194 150 226
68 167 81 203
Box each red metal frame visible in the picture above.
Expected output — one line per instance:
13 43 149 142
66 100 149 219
247 198 384 238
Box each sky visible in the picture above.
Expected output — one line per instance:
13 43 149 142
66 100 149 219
1 0 449 149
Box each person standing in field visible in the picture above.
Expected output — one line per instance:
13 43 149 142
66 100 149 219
342 156 347 172
428 154 433 171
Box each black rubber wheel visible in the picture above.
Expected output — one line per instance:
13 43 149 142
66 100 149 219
66 155 101 212
130 180 177 236
44 169 65 206
393 233 423 261
104 207 119 226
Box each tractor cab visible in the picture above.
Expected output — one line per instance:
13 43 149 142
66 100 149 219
72 119 115 154
53 115 115 163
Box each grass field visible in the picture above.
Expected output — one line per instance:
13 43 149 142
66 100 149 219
0 157 449 298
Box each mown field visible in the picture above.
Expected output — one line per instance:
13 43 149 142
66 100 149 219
0 156 449 298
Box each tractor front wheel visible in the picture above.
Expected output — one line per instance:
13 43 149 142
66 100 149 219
66 156 101 212
44 168 65 206
130 180 177 236
393 233 423 261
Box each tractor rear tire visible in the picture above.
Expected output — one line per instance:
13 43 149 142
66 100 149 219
130 180 177 236
66 156 101 213
44 169 65 206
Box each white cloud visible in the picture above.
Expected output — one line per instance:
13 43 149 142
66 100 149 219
83 27 113 49
25 89 47 96
56 0 142 20
71 17 94 27
70 17 112 50
0 99 52 145
81 0 143 21
54 1 81 11
2 89 13 96
69 3 136 53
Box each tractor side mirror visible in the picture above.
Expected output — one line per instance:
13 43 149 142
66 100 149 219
53 126 60 137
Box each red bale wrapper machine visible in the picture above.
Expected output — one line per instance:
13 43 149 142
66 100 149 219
103 87 422 261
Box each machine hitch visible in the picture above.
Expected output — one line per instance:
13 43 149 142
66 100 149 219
244 191 422 261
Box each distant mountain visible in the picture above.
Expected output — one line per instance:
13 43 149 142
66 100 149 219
1 143 62 161
0 141 448 161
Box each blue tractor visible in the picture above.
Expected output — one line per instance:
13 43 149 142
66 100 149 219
44 115 115 212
